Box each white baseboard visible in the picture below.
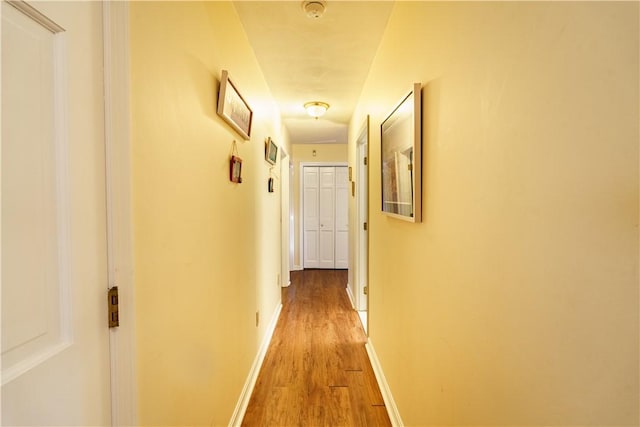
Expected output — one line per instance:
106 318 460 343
292 265 303 271
365 339 404 427
345 285 356 309
228 303 282 426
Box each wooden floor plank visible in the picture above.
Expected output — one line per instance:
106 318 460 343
241 270 391 427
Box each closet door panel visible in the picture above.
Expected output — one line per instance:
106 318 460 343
318 167 335 269
303 167 319 268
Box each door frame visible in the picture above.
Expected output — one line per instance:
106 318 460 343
279 147 291 287
355 118 370 317
299 162 347 270
103 2 137 426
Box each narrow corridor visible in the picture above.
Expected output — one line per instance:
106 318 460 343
242 270 391 426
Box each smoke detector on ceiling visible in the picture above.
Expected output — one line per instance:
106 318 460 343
302 1 326 19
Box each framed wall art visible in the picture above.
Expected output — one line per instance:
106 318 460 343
265 137 278 165
380 83 422 222
217 70 253 140
230 155 243 183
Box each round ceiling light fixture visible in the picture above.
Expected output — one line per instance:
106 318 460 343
302 1 326 19
304 101 330 119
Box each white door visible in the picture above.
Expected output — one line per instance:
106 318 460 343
2 2 111 425
303 166 320 268
302 165 349 270
318 167 336 269
335 167 349 269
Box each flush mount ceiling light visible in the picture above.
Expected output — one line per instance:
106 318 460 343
304 101 329 119
302 1 326 19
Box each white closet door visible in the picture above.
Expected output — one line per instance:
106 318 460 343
318 167 335 269
335 167 349 269
303 167 319 268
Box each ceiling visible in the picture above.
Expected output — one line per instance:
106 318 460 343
233 1 394 144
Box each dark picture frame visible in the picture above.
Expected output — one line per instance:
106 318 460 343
380 83 422 222
230 155 243 183
217 70 253 140
265 137 278 165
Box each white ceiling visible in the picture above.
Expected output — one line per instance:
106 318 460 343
233 1 394 144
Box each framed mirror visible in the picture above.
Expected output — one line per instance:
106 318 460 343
380 83 422 222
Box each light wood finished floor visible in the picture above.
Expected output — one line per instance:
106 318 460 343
242 269 391 426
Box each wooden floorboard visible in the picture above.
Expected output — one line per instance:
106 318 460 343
242 269 391 427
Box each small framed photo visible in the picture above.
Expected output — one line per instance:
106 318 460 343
230 155 243 183
265 137 278 165
217 70 253 140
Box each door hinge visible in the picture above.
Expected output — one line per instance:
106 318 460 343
364 286 368 295
364 156 368 166
408 163 413 171
108 286 119 328
363 222 368 231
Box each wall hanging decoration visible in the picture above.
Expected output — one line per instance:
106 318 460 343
267 166 278 193
265 137 278 165
381 83 422 222
229 140 243 183
217 70 253 140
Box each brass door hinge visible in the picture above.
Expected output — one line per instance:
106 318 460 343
364 156 368 166
364 286 368 295
363 222 368 231
108 287 119 328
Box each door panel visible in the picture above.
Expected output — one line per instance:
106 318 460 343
303 167 319 268
1 2 111 425
318 167 335 269
1 0 67 376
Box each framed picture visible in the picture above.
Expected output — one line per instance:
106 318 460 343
265 137 278 165
380 83 422 222
217 70 253 140
268 177 275 193
230 155 243 183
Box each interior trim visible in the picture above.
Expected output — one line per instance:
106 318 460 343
103 2 138 425
6 0 65 33
345 286 356 310
228 303 283 426
365 339 405 426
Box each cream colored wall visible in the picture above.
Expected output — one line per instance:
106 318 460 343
349 2 639 425
130 2 289 425
291 143 348 268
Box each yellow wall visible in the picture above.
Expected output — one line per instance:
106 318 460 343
349 2 639 425
130 2 289 425
290 143 348 268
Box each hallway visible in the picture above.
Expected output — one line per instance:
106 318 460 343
242 270 390 426
2 1 637 425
